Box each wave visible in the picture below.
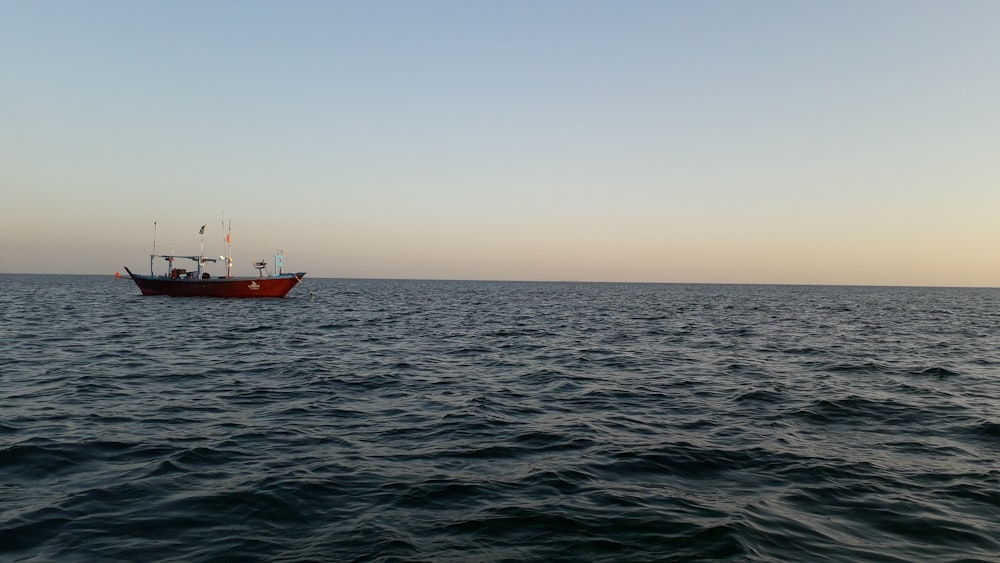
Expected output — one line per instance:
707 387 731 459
4 278 1000 561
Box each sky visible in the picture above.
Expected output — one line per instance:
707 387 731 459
2 0 999 285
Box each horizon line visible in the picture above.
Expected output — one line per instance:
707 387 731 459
1 271 997 290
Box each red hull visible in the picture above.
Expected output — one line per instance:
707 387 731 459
125 269 305 298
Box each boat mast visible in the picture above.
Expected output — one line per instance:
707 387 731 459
197 222 206 278
149 221 157 275
226 218 233 277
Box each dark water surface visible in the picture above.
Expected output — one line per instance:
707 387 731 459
2 275 999 561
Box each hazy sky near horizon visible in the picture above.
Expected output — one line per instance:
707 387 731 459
3 1 999 285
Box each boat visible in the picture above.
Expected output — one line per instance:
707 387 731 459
123 262 305 298
123 222 306 298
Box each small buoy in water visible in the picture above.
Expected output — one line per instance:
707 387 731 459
115 271 121 279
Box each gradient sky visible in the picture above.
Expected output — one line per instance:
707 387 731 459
3 1 999 285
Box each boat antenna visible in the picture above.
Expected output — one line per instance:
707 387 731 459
152 221 158 254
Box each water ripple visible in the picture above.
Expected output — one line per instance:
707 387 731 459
2 276 999 561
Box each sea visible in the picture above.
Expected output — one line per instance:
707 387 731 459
1 274 998 562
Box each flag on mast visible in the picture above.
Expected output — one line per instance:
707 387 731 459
199 224 206 235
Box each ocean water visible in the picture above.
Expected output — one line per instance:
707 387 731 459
2 274 999 562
